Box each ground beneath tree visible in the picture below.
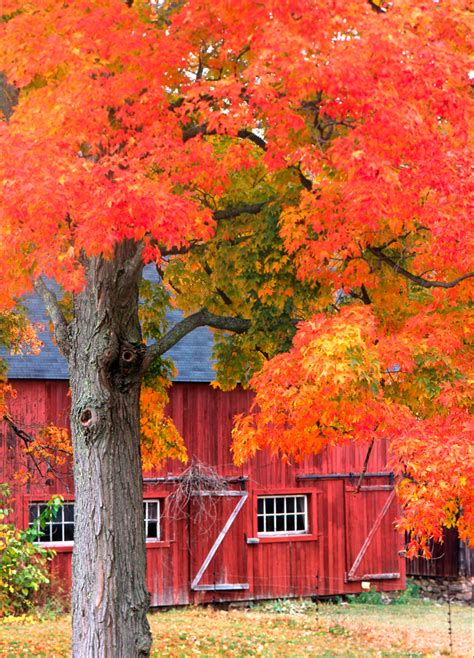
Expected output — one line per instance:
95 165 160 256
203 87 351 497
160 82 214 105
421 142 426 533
0 600 471 656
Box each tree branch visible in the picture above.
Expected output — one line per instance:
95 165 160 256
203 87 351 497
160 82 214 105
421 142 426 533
355 438 375 493
360 284 372 305
144 308 250 367
201 261 234 308
182 123 267 150
0 72 19 121
367 247 474 289
349 284 372 305
158 202 269 257
236 129 267 150
158 243 203 257
289 165 313 191
3 413 72 491
33 277 71 357
124 241 145 278
213 201 269 221
182 124 209 141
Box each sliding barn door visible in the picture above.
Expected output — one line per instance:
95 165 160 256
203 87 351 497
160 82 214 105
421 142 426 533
189 491 249 600
344 480 401 582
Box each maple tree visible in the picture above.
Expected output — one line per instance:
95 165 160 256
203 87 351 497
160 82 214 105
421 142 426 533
0 0 472 655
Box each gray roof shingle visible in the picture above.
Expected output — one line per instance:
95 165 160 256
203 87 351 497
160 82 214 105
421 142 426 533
1 288 215 383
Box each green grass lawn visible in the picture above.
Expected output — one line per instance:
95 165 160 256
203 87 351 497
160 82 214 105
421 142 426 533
0 599 472 657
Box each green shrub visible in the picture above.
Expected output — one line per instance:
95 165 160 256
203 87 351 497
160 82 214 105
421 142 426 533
0 483 62 616
258 598 318 614
391 579 421 605
347 589 384 605
34 586 70 619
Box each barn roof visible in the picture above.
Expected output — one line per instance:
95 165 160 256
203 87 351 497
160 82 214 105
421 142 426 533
1 292 216 383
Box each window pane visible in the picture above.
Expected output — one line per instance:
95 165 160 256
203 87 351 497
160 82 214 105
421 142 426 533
147 521 158 539
29 505 39 523
147 502 158 520
296 497 305 513
276 498 284 514
257 516 264 533
63 504 74 522
276 515 285 532
257 499 264 515
286 498 295 513
266 517 275 532
287 515 295 531
296 514 306 531
64 524 74 542
265 498 274 514
51 523 62 542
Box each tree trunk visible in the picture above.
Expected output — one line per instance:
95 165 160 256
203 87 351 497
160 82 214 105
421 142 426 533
68 244 151 657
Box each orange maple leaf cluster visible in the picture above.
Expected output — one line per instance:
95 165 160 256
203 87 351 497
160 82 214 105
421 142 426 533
233 303 473 548
140 386 187 471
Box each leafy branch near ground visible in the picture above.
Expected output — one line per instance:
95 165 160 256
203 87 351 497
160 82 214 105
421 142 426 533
0 484 62 616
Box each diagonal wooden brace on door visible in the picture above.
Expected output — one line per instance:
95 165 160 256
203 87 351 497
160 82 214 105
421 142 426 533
191 491 249 591
346 489 400 582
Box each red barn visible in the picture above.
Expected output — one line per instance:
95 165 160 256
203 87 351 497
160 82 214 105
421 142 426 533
0 296 405 605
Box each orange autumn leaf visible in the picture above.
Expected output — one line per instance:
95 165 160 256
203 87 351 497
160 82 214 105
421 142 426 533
140 386 187 470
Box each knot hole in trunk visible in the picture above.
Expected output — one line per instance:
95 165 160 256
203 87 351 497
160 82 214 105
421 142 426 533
110 342 146 391
78 407 101 443
80 408 96 428
121 349 135 364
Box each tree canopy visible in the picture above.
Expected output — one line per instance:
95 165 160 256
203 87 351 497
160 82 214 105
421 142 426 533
1 0 472 559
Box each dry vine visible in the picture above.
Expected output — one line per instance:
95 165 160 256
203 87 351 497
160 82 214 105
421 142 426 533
166 459 229 527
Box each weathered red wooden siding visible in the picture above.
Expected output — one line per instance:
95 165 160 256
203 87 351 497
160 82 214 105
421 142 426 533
406 528 473 579
1 380 405 605
0 380 72 499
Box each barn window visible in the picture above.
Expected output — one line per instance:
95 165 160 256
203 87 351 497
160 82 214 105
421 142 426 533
143 499 160 541
257 495 308 535
29 500 162 543
29 502 75 543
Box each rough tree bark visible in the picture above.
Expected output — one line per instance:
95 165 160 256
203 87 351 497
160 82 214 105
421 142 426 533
67 243 151 657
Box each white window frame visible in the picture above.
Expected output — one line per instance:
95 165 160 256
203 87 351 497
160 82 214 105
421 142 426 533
29 499 162 544
29 502 75 546
257 494 308 536
143 499 161 542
